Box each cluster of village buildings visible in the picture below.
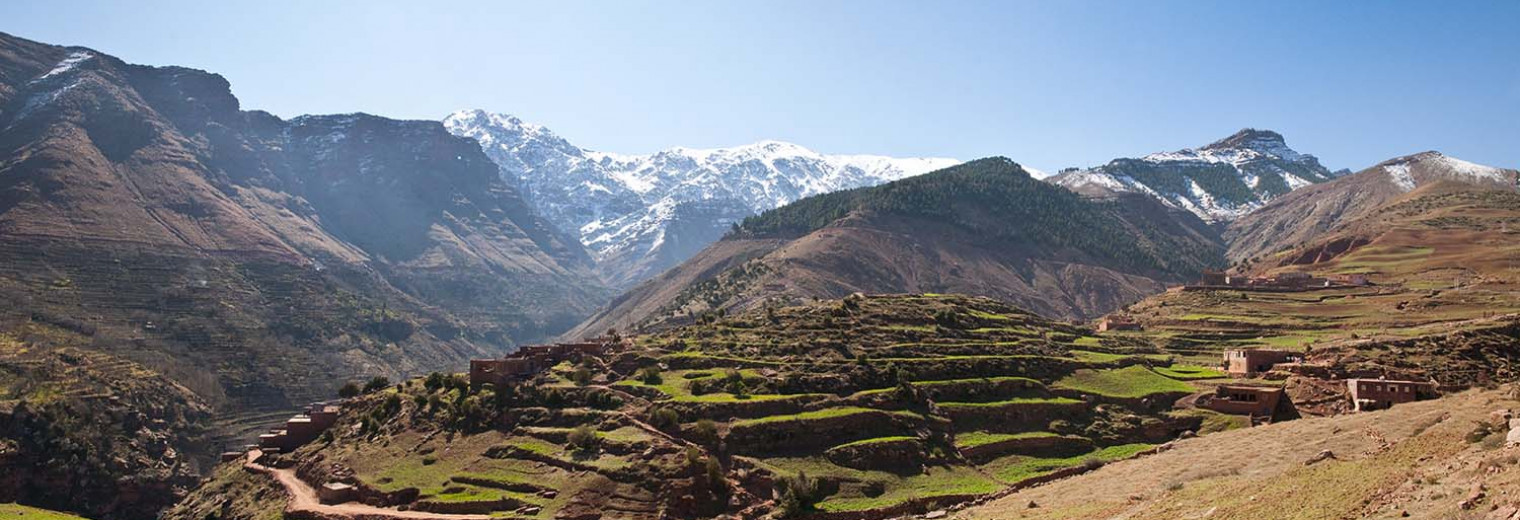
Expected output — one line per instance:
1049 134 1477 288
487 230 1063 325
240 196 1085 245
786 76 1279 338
1090 268 1434 422
1199 347 1437 421
226 337 624 464
1192 270 1369 291
468 336 621 387
221 401 344 461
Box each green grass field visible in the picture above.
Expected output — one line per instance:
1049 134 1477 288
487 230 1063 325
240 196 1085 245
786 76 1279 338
954 431 1058 449
1152 365 1227 380
1052 366 1195 398
983 443 1156 483
0 505 89 520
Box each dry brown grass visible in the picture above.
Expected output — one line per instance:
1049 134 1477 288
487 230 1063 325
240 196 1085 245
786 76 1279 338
955 389 1520 520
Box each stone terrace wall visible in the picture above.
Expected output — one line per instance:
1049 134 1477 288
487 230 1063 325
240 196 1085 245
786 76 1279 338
725 410 923 456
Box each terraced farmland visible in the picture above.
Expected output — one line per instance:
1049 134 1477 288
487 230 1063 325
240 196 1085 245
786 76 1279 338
615 295 1216 515
175 294 1228 520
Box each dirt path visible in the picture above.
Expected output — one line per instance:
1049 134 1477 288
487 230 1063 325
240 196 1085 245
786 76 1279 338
243 451 490 520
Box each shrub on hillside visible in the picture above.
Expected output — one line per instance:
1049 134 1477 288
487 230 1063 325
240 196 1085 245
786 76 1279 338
694 419 718 443
568 424 600 453
572 367 593 387
649 408 681 430
424 372 447 391
337 382 360 399
636 366 663 385
775 471 821 518
362 376 391 394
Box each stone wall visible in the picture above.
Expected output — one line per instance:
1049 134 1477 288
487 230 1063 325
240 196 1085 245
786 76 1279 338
824 437 926 472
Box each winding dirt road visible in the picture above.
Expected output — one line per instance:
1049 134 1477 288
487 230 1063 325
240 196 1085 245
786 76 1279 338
243 450 491 520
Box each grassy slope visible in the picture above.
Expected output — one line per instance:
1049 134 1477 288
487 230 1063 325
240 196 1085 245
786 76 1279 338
1119 188 1520 381
957 388 1517 520
0 505 90 520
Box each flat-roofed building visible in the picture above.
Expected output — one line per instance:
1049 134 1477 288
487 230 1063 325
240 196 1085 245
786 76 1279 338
1203 385 1286 418
1224 349 1300 377
1347 378 1436 411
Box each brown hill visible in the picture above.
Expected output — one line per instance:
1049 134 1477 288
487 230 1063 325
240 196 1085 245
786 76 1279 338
957 387 1520 520
1113 151 1520 390
0 32 607 424
1225 151 1519 264
568 158 1224 337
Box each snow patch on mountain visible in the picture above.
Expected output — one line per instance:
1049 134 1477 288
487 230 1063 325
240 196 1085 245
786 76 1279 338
1047 129 1337 222
443 109 959 288
35 51 93 82
1432 154 1509 183
1384 163 1417 191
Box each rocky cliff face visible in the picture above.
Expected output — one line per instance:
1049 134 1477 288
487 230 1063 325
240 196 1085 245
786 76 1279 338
443 110 959 288
1048 129 1339 222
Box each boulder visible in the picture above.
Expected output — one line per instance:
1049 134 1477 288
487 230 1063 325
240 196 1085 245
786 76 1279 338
1305 450 1336 466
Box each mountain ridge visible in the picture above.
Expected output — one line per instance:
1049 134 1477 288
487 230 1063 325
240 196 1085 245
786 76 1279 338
1048 128 1339 222
443 109 959 288
567 157 1225 337
1224 149 1519 263
0 29 607 424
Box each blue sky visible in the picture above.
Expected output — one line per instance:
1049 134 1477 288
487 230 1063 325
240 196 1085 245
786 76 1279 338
3 0 1517 172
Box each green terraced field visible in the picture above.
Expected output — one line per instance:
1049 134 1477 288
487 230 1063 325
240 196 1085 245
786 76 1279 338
954 431 1059 449
0 504 90 520
1152 365 1227 380
1053 366 1196 398
983 443 1156 483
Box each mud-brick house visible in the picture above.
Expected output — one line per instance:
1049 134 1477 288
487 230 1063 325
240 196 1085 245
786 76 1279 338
470 357 543 387
1224 349 1300 377
1199 270 1229 286
1097 315 1141 332
470 338 616 387
1330 273 1369 286
257 402 344 452
1203 385 1286 418
285 404 340 444
319 482 356 504
1347 379 1437 412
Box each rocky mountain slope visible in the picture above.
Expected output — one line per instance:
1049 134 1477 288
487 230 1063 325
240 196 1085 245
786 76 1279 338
443 110 959 288
0 30 610 515
568 158 1225 337
0 330 212 520
1049 129 1341 223
1225 150 1519 263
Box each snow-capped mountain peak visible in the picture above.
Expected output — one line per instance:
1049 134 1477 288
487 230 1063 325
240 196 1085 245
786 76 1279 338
1048 128 1337 222
443 109 959 288
1378 151 1516 193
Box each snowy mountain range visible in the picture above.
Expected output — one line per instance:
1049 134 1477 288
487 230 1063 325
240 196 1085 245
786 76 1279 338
1047 129 1343 222
443 109 959 288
